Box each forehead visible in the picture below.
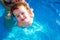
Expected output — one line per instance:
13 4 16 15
13 5 27 13
18 5 27 12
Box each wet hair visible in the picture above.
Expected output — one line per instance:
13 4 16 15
11 1 34 18
1 0 25 9
11 2 29 13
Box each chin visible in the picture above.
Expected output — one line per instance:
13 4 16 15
17 19 33 27
22 21 33 27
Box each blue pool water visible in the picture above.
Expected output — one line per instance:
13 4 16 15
0 0 60 40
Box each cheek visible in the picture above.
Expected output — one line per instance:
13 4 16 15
25 13 31 17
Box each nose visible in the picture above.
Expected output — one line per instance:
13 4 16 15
20 15 26 20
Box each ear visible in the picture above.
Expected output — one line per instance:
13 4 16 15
28 8 34 18
31 8 34 12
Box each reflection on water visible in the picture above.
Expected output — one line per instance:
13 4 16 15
3 21 43 40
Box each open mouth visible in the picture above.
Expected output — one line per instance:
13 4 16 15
21 19 25 21
21 19 29 22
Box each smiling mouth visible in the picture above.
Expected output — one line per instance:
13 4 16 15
21 19 25 21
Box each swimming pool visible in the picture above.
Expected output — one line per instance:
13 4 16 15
0 0 60 40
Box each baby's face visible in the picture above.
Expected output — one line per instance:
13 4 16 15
13 5 34 27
